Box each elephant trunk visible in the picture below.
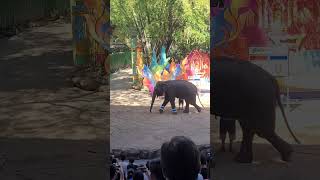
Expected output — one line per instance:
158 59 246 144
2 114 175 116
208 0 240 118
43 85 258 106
150 92 156 112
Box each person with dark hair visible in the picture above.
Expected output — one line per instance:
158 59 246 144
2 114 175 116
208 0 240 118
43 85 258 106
133 170 145 180
112 158 118 164
149 158 165 180
146 161 150 170
219 117 236 152
127 169 135 180
127 158 138 172
161 136 201 180
200 153 208 180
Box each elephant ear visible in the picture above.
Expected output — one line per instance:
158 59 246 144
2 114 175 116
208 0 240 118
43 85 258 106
160 81 169 92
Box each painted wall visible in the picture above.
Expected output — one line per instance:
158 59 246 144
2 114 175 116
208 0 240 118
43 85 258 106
71 0 110 73
211 0 320 76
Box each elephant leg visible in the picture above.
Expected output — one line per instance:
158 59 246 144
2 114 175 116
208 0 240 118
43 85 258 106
235 124 254 163
159 98 170 114
229 133 235 153
183 101 190 113
260 131 294 162
229 139 234 153
229 126 236 153
220 133 226 152
191 102 201 112
178 99 183 110
169 98 177 114
190 96 201 112
181 100 184 110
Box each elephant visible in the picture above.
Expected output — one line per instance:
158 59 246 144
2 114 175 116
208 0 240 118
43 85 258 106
211 57 301 163
150 80 204 114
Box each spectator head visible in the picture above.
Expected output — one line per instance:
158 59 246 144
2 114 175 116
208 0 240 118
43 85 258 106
120 153 126 161
133 170 144 180
112 158 117 164
129 157 135 164
146 161 150 170
149 158 165 180
161 136 200 180
127 169 135 179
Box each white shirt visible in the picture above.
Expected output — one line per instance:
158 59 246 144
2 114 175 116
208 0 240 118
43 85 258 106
119 161 128 177
197 173 204 180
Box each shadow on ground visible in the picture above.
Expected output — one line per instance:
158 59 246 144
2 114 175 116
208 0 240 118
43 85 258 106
0 21 73 91
110 77 133 91
0 138 107 180
0 51 73 91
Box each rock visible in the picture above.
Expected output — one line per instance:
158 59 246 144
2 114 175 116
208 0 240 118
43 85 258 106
79 78 100 91
72 77 100 91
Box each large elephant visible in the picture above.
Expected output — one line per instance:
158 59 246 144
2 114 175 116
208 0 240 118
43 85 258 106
211 57 300 163
150 80 204 114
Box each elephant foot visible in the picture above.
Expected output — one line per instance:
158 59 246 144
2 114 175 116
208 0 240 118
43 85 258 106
234 152 253 163
171 109 177 115
159 109 164 114
183 109 189 113
280 148 294 162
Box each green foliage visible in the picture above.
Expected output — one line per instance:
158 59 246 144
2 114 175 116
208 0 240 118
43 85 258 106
110 0 209 61
110 51 133 72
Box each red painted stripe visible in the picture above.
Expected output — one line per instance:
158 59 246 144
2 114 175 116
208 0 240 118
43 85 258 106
249 55 268 61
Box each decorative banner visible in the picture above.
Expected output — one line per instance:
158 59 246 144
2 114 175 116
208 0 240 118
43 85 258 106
136 47 210 93
150 49 158 70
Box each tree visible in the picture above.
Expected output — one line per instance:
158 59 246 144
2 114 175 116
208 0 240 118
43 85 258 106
111 0 209 63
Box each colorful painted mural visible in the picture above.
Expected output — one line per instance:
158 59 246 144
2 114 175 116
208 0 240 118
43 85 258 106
211 0 320 77
71 0 110 74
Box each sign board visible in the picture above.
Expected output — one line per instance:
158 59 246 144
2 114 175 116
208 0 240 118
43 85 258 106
249 47 289 77
188 73 210 93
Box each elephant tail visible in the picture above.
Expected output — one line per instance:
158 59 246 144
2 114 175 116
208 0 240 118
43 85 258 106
275 79 301 144
197 92 205 108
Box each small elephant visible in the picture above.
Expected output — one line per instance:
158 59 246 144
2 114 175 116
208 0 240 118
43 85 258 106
150 80 204 114
212 57 301 163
